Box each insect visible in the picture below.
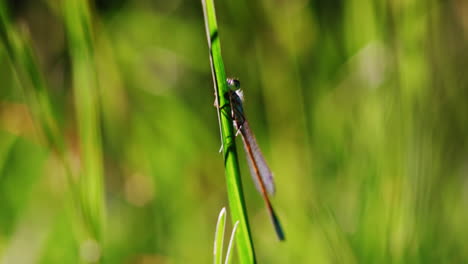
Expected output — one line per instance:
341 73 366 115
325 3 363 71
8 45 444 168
225 77 285 241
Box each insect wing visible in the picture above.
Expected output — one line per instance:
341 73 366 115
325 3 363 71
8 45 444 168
240 121 275 195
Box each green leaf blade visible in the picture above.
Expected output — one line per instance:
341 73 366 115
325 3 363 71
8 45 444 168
201 0 256 263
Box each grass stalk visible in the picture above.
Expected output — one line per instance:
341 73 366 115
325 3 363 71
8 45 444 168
0 0 81 219
0 1 63 153
201 0 256 263
214 207 227 264
0 0 83 258
63 0 105 248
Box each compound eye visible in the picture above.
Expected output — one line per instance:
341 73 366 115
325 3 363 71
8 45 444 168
227 78 241 89
233 79 241 88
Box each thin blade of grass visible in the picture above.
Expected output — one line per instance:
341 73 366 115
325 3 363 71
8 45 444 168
0 2 63 153
214 207 227 264
225 221 240 264
201 0 255 263
63 0 105 249
0 3 91 262
0 0 82 248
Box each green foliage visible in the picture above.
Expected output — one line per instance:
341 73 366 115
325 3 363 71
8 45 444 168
213 207 239 264
202 0 255 262
63 0 105 244
1 0 468 263
213 207 227 264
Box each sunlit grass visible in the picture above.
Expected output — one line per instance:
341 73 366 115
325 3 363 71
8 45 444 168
63 0 105 250
0 0 467 263
202 0 256 263
213 207 239 264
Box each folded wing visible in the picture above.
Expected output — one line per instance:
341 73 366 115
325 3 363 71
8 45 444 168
240 121 275 195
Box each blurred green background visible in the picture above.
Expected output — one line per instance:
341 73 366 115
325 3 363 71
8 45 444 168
1 0 468 263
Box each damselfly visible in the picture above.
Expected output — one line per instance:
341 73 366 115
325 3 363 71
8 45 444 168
225 78 285 241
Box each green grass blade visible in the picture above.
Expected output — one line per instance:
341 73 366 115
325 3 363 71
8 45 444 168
63 0 105 248
214 207 227 264
0 1 82 258
0 2 63 153
201 0 256 263
0 0 81 218
224 221 239 264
